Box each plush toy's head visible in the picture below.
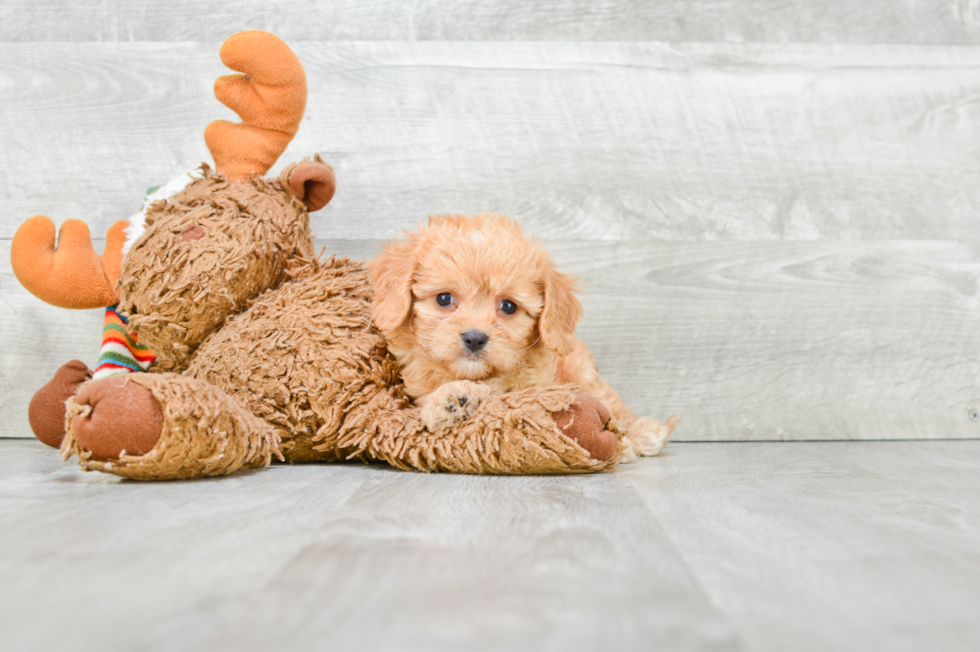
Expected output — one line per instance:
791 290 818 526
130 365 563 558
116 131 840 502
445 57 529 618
116 159 332 372
10 31 336 372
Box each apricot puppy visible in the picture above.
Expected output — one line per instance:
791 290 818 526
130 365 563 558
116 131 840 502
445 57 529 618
370 214 675 459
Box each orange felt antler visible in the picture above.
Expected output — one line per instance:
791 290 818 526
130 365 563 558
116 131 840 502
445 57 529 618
11 216 128 309
204 31 307 183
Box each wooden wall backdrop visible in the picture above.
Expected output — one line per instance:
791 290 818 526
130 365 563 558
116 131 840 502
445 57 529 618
2 2 979 441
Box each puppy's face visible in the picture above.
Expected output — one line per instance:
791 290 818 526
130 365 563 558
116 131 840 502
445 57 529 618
408 230 542 381
370 214 582 387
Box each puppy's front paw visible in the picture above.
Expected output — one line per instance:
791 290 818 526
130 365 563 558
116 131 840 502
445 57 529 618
420 381 494 431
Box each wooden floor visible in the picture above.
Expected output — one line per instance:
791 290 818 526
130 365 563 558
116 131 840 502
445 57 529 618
2 438 978 652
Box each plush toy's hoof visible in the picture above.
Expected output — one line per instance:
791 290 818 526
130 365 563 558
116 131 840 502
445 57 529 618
29 360 92 448
70 376 164 460
552 393 619 461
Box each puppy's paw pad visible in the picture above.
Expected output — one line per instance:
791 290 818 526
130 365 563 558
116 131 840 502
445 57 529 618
420 381 492 431
623 415 678 458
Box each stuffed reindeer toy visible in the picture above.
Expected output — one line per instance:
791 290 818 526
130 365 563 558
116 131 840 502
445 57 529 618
10 31 624 480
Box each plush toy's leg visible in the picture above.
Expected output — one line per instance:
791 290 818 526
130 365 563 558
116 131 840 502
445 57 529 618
28 360 92 448
61 373 280 481
333 386 624 474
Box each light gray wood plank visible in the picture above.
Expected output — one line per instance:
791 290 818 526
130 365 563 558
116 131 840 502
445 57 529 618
0 439 737 652
2 42 980 241
4 439 980 651
3 239 979 442
3 0 980 44
562 239 980 442
624 441 980 652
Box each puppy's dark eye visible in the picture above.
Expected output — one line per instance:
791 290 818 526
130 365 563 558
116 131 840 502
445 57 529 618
500 299 517 315
436 293 454 307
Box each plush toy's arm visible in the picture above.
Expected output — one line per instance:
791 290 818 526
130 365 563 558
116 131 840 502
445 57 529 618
10 215 128 309
54 369 619 480
332 386 622 474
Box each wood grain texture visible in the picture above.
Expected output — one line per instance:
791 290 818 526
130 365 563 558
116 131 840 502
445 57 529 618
0 439 736 652
3 239 979 441
2 42 979 241
3 0 980 43
561 239 980 442
4 439 980 651
624 441 980 652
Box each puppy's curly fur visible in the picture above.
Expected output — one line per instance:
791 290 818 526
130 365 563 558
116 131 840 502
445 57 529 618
370 214 675 459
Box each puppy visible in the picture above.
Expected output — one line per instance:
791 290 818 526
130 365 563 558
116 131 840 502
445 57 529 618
369 213 676 459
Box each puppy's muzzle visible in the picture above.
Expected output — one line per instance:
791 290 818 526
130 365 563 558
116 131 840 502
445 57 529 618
461 330 489 353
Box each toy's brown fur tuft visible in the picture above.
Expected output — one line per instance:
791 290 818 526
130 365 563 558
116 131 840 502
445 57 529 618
118 166 315 372
62 373 281 481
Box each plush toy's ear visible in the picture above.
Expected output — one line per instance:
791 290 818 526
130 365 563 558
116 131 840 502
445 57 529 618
204 31 307 182
10 216 128 309
539 264 583 356
281 155 336 212
370 237 419 333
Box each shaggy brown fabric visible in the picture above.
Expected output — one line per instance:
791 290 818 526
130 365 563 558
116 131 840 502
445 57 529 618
117 166 315 373
52 250 615 479
336 385 623 474
29 360 91 447
186 256 400 463
186 256 619 474
62 373 280 481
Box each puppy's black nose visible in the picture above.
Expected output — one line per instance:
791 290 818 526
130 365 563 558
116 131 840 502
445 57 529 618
461 330 489 353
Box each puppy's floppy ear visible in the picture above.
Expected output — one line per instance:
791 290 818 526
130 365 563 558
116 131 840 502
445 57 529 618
539 265 583 356
370 237 419 332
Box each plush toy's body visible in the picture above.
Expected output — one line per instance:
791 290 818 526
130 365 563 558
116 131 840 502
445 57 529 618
63 249 618 480
12 31 625 481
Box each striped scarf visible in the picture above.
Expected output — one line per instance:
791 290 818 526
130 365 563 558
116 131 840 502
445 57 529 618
92 307 156 379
